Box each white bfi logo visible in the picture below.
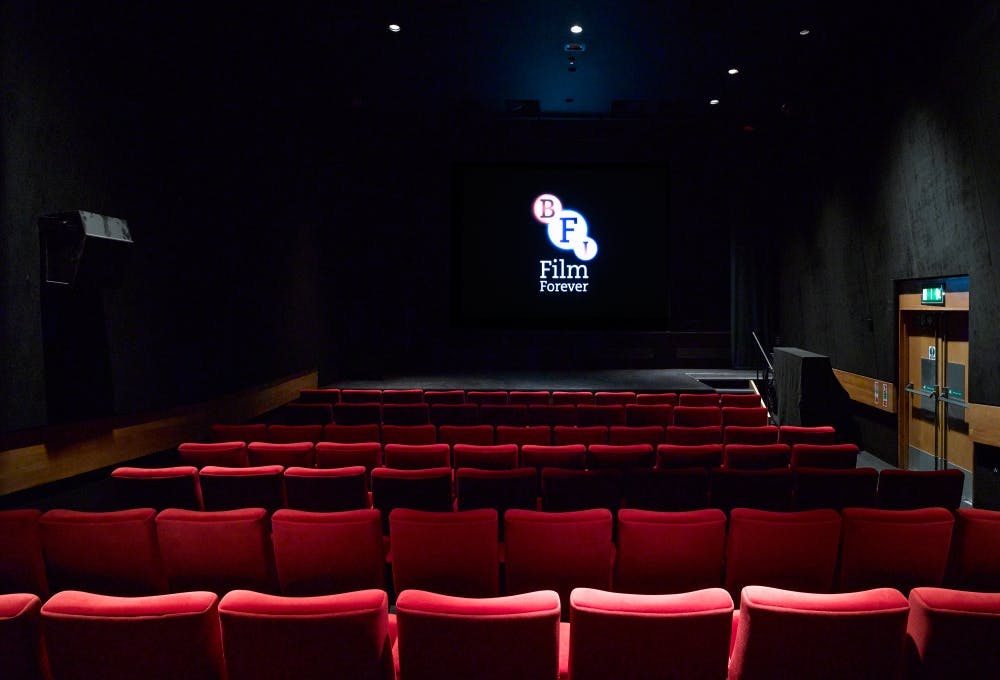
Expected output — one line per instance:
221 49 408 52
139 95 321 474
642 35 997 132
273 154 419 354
532 193 597 293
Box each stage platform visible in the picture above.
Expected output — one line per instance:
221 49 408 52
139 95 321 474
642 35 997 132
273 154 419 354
327 368 761 394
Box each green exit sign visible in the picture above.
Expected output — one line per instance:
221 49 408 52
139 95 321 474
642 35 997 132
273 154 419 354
921 286 945 305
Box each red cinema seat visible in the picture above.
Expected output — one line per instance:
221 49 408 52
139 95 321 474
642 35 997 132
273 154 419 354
156 508 275 594
455 468 538 534
724 508 842 599
729 586 909 680
40 508 167 595
296 388 340 404
453 443 519 470
478 404 529 427
271 509 385 595
284 466 369 512
332 402 382 426
613 508 726 594
778 425 837 446
321 423 381 443
394 589 562 680
509 390 550 405
720 393 764 408
111 466 202 511
429 404 480 427
389 509 499 597
657 443 723 469
381 403 430 426
382 388 424 404
552 390 594 406
370 467 453 532
0 509 49 598
423 389 465 404
199 465 285 512
340 389 382 403
636 392 677 405
266 424 323 444
552 425 608 446
0 593 45 680
568 587 733 680
383 443 451 470
672 405 722 427
724 425 780 445
723 443 791 470
877 468 965 510
380 424 437 445
793 467 879 510
41 590 226 680
437 424 494 447
710 468 794 513
587 444 655 470
521 445 587 487
527 404 579 427
270 402 333 425
664 425 723 446
789 443 860 469
575 404 626 427
948 507 1000 591
625 403 673 427
678 393 720 407
248 441 315 467
721 406 769 427
219 589 394 680
178 441 248 468
905 587 1000 680
504 509 614 618
466 390 508 405
623 467 710 511
210 423 267 443
494 425 552 448
594 391 637 405
838 507 955 594
540 468 621 513
315 441 382 472
608 425 664 447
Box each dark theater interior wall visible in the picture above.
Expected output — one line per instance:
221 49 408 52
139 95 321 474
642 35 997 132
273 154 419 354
0 4 323 431
774 10 1000 465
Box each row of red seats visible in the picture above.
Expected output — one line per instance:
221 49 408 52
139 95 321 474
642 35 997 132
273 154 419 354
210 422 831 446
267 402 769 427
5 583 997 680
299 387 760 406
4 506 996 603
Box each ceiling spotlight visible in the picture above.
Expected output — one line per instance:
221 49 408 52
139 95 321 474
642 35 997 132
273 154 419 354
388 24 401 32
570 25 583 34
709 99 720 105
728 68 739 75
799 28 811 36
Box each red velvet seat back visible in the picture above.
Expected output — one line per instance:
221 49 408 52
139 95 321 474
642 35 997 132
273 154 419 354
540 468 622 513
723 443 791 470
248 441 315 467
454 468 538 535
283 466 369 513
466 390 508 405
369 467 453 533
948 507 1000 591
382 388 424 404
266 424 323 444
838 507 955 593
656 443 723 469
341 389 382 403
111 466 202 511
777 425 837 446
156 508 275 593
423 389 465 404
625 403 673 427
569 587 733 680
877 468 965 510
792 467 879 511
504 509 613 618
509 390 550 405
623 467 710 512
381 403 430 426
789 443 860 469
219 589 394 680
395 589 561 680
608 425 664 447
721 406 769 427
0 593 45 680
720 393 763 408
453 443 519 470
332 403 382 426
710 468 794 513
429 404 480 427
905 587 1000 680
678 393 720 407
271 508 384 595
594 391 637 405
437 424 494 446
478 404 529 427
210 423 268 443
199 465 285 512
552 425 608 446
383 443 451 470
576 404 627 427
552 390 594 405
527 404 579 427
178 441 248 468
315 441 382 471
587 444 655 470
664 425 723 445
723 425 779 445
42 590 225 680
614 508 726 594
380 424 437 445
729 586 909 680
389 508 499 597
0 509 49 598
40 508 166 595
724 508 842 598
494 425 552 447
636 392 677 405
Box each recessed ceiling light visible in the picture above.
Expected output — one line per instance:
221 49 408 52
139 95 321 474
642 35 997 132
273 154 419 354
709 99 720 105
570 25 583 34
388 24 401 32
799 28 811 36
728 68 739 75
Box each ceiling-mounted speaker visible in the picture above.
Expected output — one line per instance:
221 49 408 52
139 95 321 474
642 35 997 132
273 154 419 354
39 211 133 287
